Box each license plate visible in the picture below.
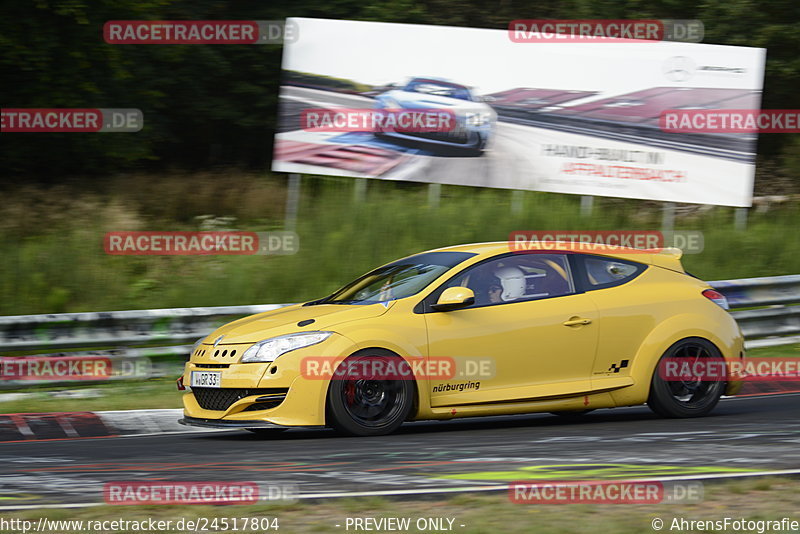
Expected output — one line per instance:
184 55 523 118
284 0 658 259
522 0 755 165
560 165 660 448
191 371 221 388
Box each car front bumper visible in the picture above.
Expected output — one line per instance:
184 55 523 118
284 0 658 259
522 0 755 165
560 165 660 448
179 416 290 429
181 333 356 427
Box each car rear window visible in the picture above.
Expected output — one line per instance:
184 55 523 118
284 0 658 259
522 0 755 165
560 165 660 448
581 256 645 289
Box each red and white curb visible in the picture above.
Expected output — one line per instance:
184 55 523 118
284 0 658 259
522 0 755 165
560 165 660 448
0 409 219 442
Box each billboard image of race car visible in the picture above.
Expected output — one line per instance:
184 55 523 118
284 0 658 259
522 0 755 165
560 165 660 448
374 77 497 154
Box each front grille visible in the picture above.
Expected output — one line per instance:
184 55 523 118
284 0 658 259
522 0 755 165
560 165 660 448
192 388 287 411
242 396 287 412
195 363 229 369
399 124 470 144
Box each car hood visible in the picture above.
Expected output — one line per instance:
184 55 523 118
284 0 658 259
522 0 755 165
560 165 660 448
385 90 490 114
204 302 394 345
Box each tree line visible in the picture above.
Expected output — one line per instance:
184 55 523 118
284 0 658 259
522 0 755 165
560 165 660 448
1 0 797 180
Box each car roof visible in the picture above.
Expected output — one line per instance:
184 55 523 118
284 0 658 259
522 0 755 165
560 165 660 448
407 77 469 89
424 241 685 272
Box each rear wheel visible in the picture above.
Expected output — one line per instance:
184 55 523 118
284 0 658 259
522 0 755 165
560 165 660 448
326 350 414 436
648 337 725 418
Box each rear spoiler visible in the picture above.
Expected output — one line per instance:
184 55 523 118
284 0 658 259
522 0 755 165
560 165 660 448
649 247 684 273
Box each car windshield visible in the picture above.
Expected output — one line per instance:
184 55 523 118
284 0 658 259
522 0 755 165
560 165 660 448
403 80 473 101
310 251 475 305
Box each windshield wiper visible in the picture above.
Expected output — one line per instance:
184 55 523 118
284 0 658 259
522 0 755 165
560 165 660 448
303 297 331 306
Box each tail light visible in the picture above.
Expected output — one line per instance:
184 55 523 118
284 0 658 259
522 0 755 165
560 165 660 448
176 376 186 391
702 289 729 310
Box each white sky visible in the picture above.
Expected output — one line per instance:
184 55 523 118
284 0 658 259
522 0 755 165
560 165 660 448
283 18 766 96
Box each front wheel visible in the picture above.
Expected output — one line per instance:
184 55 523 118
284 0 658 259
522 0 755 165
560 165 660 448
648 337 725 418
326 350 414 436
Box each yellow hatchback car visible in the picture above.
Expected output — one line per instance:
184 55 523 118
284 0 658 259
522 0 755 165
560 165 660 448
179 242 744 436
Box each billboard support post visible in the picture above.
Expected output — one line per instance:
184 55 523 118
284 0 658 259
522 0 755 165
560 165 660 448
285 173 301 231
428 183 441 208
662 203 675 232
735 207 748 230
511 190 524 214
580 196 594 217
354 178 367 203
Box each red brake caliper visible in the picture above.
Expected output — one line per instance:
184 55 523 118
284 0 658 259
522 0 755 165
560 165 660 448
344 380 356 405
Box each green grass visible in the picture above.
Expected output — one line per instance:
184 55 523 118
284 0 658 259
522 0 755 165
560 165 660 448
0 379 182 414
1 477 799 533
746 343 800 358
1 172 799 315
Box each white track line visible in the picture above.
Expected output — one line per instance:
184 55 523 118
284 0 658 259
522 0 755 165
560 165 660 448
1 469 799 510
722 391 800 400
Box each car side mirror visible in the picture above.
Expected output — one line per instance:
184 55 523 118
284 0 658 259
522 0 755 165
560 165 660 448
431 287 475 312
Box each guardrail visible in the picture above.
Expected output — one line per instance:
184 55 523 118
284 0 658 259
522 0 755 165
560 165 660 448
710 275 800 348
0 305 292 388
0 304 290 352
0 275 797 388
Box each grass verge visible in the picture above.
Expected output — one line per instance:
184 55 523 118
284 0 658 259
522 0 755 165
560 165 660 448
1 172 799 315
0 379 182 414
1 477 798 533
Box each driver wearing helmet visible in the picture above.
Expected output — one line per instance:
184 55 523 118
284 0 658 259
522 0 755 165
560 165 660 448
492 265 526 302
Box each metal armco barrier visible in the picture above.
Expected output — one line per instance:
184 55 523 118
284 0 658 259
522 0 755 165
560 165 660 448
0 275 797 388
0 304 291 388
0 304 290 352
710 275 800 348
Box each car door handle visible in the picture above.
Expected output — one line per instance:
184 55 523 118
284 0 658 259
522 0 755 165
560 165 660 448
563 317 592 327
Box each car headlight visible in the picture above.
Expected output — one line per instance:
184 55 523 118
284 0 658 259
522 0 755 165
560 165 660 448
241 331 333 363
379 97 401 110
466 112 492 126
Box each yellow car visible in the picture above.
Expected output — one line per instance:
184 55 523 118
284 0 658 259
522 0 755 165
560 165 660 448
179 242 744 436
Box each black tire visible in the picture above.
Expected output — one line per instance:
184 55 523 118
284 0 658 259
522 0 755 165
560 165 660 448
326 350 415 437
648 337 725 418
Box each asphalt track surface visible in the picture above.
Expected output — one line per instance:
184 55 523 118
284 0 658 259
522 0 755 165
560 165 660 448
1 394 798 508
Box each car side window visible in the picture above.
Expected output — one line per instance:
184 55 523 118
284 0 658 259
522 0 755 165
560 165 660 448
443 254 575 308
581 256 645 289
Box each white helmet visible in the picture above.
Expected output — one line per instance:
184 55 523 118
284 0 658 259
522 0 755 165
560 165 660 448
493 266 526 301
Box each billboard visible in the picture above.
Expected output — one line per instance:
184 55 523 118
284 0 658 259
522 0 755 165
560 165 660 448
272 18 766 207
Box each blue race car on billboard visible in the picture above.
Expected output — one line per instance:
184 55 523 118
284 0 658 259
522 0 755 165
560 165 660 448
374 77 497 155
